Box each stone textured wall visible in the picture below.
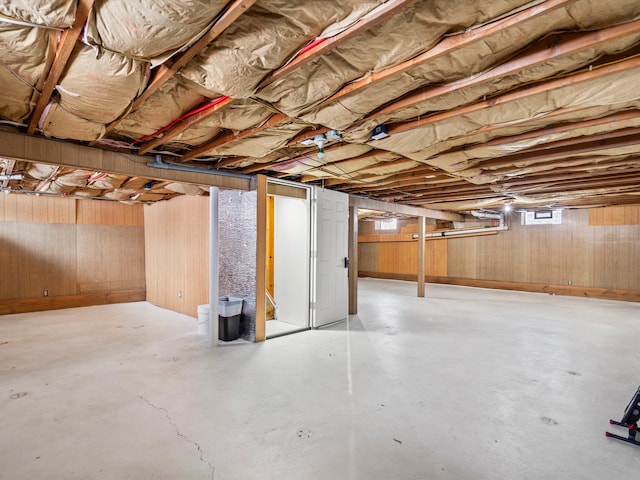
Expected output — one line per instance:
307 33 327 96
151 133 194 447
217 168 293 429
219 189 257 341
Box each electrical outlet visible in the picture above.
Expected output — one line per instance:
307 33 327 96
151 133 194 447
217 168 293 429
567 280 572 285
43 290 48 297
178 291 182 298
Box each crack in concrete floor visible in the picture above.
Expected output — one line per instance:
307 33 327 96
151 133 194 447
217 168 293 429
137 395 215 480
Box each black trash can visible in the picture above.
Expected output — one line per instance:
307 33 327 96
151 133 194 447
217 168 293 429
218 296 243 341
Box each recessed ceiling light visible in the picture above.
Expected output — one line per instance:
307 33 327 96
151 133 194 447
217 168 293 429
424 174 436 178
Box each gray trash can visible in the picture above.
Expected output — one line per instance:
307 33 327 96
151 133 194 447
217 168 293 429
218 296 243 341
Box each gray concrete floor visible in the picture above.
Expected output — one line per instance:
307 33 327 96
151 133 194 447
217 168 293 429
1 278 639 479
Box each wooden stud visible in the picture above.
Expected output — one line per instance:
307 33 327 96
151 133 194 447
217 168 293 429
348 205 359 314
255 174 268 342
417 216 425 297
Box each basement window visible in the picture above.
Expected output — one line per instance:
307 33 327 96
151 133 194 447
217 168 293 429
521 209 562 225
375 218 398 231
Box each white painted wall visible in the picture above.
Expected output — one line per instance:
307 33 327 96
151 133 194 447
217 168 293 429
274 195 309 327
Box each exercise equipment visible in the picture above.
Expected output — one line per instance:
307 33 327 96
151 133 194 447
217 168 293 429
606 386 640 447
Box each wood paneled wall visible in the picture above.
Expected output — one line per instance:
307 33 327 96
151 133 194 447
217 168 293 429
448 209 640 291
0 194 145 314
144 195 209 318
358 207 640 301
358 219 448 278
589 204 640 226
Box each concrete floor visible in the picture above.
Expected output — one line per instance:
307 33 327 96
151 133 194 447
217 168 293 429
1 278 639 479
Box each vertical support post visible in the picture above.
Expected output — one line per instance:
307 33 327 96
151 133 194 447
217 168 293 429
417 216 425 298
255 175 268 342
209 187 219 344
348 205 359 315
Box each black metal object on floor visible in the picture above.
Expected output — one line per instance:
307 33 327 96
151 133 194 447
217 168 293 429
606 385 640 447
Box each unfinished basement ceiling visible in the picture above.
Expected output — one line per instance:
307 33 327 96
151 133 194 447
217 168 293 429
1 0 640 210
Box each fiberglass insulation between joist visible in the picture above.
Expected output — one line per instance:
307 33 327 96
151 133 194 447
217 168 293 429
415 111 640 175
39 102 105 140
345 1 640 142
0 0 76 28
113 77 208 139
55 43 147 124
0 22 54 122
362 63 640 168
86 0 228 60
179 0 385 98
256 0 537 118
197 122 308 158
302 0 640 131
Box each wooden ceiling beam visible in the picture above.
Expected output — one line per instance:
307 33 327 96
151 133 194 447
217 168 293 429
349 196 463 221
315 0 579 113
374 55 640 139
0 130 251 191
237 143 347 174
35 166 62 192
177 113 289 161
142 1 416 157
376 190 498 202
107 0 257 140
258 0 419 89
496 163 640 187
372 183 490 197
137 97 235 155
132 0 254 116
27 0 94 134
511 172 640 194
430 109 640 161
346 174 458 191
359 19 640 127
472 128 640 175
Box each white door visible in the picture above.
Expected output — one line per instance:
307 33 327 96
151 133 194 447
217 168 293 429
312 187 349 327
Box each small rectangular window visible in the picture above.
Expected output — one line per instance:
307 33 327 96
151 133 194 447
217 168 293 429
375 218 398 231
521 209 562 225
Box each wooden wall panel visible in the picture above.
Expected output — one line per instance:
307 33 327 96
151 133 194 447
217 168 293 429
359 208 640 297
144 195 209 318
358 219 448 279
0 194 76 224
448 209 640 291
425 239 447 276
0 194 145 312
0 222 77 301
77 199 144 226
589 204 640 225
76 225 145 293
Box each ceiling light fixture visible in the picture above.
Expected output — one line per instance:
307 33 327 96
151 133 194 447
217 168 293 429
301 134 328 159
